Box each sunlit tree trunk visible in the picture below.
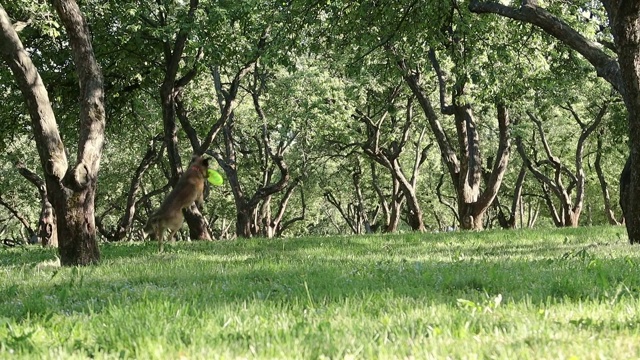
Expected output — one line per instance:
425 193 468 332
1 2 105 265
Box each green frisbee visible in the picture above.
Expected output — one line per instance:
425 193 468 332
207 169 224 186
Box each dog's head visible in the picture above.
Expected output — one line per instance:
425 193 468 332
189 155 210 177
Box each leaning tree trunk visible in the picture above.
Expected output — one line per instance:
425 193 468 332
595 131 622 225
0 2 104 265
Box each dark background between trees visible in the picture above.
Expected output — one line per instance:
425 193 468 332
0 1 634 265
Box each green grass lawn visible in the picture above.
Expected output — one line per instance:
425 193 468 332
1 226 639 359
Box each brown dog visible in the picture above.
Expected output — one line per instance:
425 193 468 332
143 155 210 251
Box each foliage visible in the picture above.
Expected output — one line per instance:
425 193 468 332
0 0 629 237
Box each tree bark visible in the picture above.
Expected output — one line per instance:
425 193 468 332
369 161 403 232
609 1 640 243
0 2 105 265
52 0 105 265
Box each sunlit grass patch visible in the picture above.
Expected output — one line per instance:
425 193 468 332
1 226 639 359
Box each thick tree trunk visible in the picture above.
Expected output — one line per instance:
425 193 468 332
459 203 486 230
612 2 640 243
53 0 104 265
563 208 580 227
52 186 100 264
1 2 104 265
386 200 403 233
183 204 211 239
236 206 254 238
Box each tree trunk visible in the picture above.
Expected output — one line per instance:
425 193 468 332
324 191 359 234
0 196 35 243
620 156 631 225
39 201 57 247
387 178 405 233
1 2 104 265
53 0 105 265
356 95 429 233
595 131 622 225
153 0 211 241
15 162 58 246
396 52 511 231
491 163 526 229
262 178 304 238
96 138 161 241
236 206 254 238
515 102 606 227
401 183 425 231
52 187 100 264
458 202 486 230
612 2 640 243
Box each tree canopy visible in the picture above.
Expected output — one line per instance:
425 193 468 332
0 0 635 263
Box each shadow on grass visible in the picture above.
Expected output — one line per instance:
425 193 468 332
2 231 640 325
0 245 58 267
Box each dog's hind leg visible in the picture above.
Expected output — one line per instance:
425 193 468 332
155 223 169 253
166 227 179 246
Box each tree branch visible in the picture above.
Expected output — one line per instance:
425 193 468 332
468 0 623 93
